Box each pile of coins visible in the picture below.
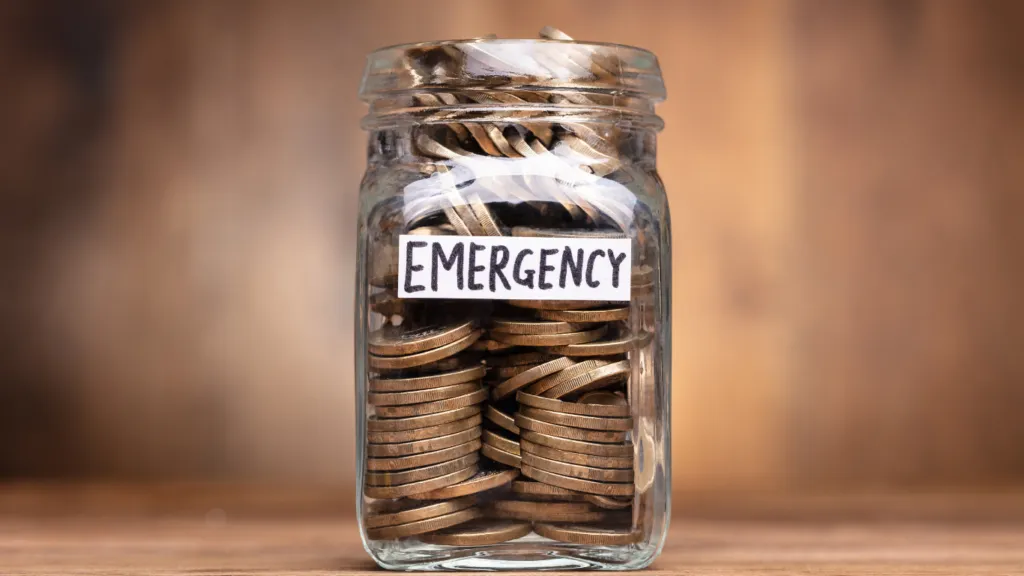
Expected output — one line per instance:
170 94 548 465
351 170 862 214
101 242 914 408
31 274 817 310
361 27 654 547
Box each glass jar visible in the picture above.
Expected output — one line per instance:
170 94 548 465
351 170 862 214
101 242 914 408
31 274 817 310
355 28 670 571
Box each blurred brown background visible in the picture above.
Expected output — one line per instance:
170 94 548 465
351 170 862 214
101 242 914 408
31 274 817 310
1 0 1022 496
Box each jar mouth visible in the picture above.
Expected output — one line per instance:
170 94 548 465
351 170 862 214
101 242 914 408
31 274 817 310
359 38 666 102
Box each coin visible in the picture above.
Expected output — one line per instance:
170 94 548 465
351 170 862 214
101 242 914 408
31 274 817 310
532 523 643 545
418 519 531 545
409 469 519 500
482 429 520 455
490 318 589 335
370 291 405 316
508 300 605 310
521 464 634 497
491 357 576 400
490 500 607 522
517 407 633 431
364 464 479 498
522 450 633 483
369 365 486 393
366 413 481 444
511 480 584 501
520 438 632 469
632 264 654 285
370 330 483 370
492 363 540 379
539 360 630 399
368 321 476 356
466 193 503 236
516 390 630 418
409 352 482 374
514 413 628 443
366 507 483 540
374 387 487 418
536 307 629 323
368 382 481 406
468 338 516 352
510 227 626 239
481 443 521 468
524 359 609 396
584 495 633 510
365 495 477 529
366 453 480 486
367 438 482 471
484 405 520 435
367 405 481 432
544 334 633 357
490 325 607 347
520 430 632 458
485 351 555 367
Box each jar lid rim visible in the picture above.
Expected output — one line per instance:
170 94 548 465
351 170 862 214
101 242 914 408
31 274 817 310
360 38 666 102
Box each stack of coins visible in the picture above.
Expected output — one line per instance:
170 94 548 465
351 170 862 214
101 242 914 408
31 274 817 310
361 27 655 547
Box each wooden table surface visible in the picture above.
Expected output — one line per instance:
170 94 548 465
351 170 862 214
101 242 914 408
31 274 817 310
0 486 1022 575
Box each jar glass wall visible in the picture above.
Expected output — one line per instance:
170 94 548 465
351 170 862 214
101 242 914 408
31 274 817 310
354 29 671 571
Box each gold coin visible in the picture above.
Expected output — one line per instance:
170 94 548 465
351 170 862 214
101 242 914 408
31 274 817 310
514 413 628 444
524 359 609 396
366 405 481 432
490 500 607 523
521 451 633 482
508 300 605 310
491 357 576 401
518 406 633 431
533 523 642 545
511 480 584 501
469 338 516 352
365 495 476 529
536 307 629 323
409 469 519 500
484 405 520 435
481 443 521 468
409 353 482 374
368 321 476 356
419 519 530 546
520 438 632 469
490 325 607 347
492 363 540 379
367 414 481 444
369 365 486 393
510 227 626 239
367 438 482 471
490 318 589 335
366 453 480 487
370 291 405 316
485 351 554 367
466 193 503 236
516 390 630 418
544 334 633 357
364 464 479 499
540 360 630 399
482 429 520 455
370 330 483 370
584 495 633 510
366 507 483 540
632 264 654 285
368 382 481 406
520 430 632 458
521 464 634 497
374 387 487 418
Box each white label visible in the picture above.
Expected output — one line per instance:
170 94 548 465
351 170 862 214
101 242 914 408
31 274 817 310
397 235 631 301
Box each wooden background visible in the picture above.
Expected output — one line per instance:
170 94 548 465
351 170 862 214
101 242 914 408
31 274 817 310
1 0 1022 494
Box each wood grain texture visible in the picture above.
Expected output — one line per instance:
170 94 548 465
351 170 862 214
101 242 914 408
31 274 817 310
0 500 1022 575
